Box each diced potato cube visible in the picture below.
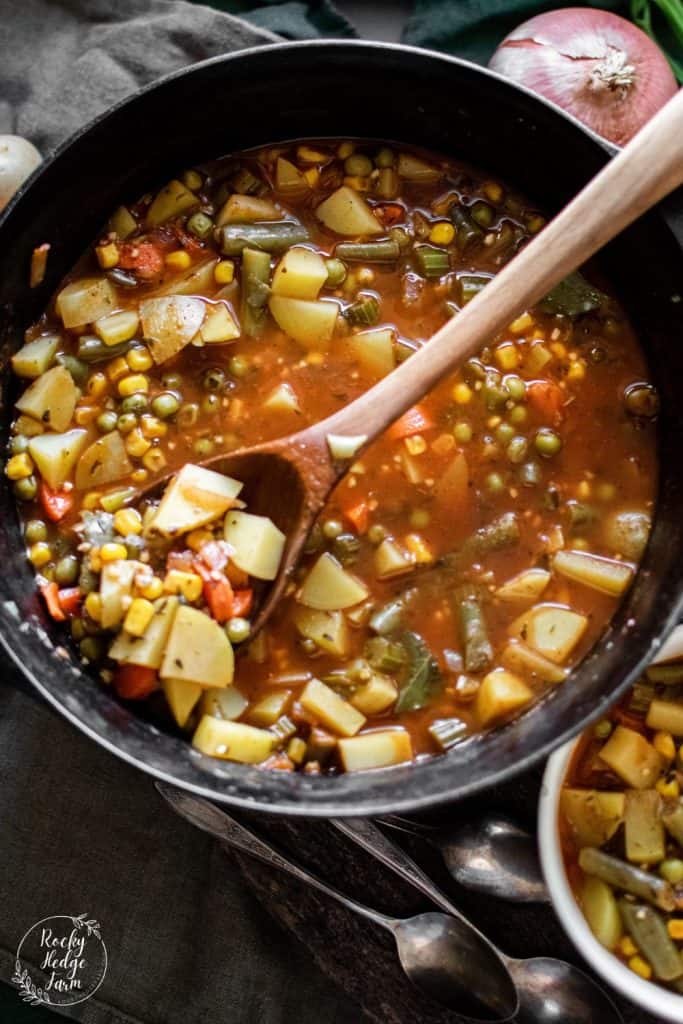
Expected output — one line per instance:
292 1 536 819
151 464 243 537
263 382 301 414
316 186 382 236
501 641 568 684
100 559 141 629
300 677 365 737
75 431 134 490
109 596 179 669
397 153 441 182
192 715 274 763
199 302 240 344
28 429 88 490
248 690 292 727
298 552 369 610
14 414 45 438
16 365 79 432
269 295 338 349
580 877 622 950
350 674 397 715
159 258 218 297
326 433 367 461
271 247 328 300
95 310 139 347
224 510 285 580
624 790 665 864
496 568 551 604
145 179 198 227
374 538 415 578
509 603 588 664
347 328 395 378
56 277 117 328
599 726 663 789
216 194 282 226
200 686 249 721
160 605 234 688
338 729 413 771
292 607 350 656
12 334 59 378
140 296 206 363
560 788 625 847
163 677 202 728
553 549 634 597
646 699 683 736
475 669 533 728
275 157 308 196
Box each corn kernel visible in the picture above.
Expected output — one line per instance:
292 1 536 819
125 427 152 458
164 569 203 602
142 448 167 473
495 342 520 371
304 167 320 188
214 260 235 285
343 175 370 192
429 222 455 246
29 542 51 568
88 549 102 571
114 508 142 536
404 435 427 456
118 374 149 397
287 737 307 764
95 309 139 347
123 597 155 637
668 920 683 941
87 371 109 398
187 529 214 552
453 382 473 404
306 352 324 366
628 956 652 981
85 592 102 622
657 776 680 799
100 542 128 563
567 359 586 382
509 312 533 335
577 480 592 500
83 492 102 512
404 533 434 564
6 453 34 480
126 347 153 372
107 357 130 382
165 250 192 271
483 182 503 203
139 576 164 600
74 406 99 427
619 936 638 958
140 415 167 440
95 242 119 269
550 341 568 358
337 142 355 159
131 468 148 485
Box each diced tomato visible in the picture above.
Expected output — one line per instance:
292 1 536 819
117 240 165 280
57 587 82 617
39 482 74 523
39 582 66 621
375 202 405 227
230 589 253 618
113 664 159 700
527 380 565 426
343 499 369 535
387 404 434 441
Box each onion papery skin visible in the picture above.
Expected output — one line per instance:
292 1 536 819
489 7 678 146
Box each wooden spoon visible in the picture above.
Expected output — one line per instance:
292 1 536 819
151 89 683 635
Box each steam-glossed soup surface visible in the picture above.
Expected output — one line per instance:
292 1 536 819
7 140 657 774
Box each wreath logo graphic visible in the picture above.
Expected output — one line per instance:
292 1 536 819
14 914 107 1008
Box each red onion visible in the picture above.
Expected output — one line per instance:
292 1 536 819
489 7 678 145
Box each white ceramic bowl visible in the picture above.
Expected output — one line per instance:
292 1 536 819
539 739 683 1023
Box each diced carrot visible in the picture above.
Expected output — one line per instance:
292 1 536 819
343 499 369 535
375 202 405 227
195 562 234 623
40 582 66 621
39 482 74 523
57 587 82 617
526 380 565 426
113 664 159 700
387 404 434 441
225 562 250 588
117 240 165 280
231 589 253 618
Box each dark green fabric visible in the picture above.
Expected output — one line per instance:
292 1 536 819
199 0 356 37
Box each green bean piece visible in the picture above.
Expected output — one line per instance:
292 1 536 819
77 335 132 363
324 258 347 288
14 476 37 501
187 211 214 240
336 241 400 264
457 593 493 673
364 636 408 673
429 717 468 751
56 353 89 385
369 589 417 636
231 167 266 196
662 802 683 846
618 900 683 981
376 168 400 200
220 223 309 257
578 847 676 912
566 500 597 534
240 247 272 338
450 205 484 250
415 245 450 279
389 226 412 251
343 295 380 327
539 271 607 318
459 512 521 564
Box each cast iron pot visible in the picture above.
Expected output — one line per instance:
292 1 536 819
1 41 682 816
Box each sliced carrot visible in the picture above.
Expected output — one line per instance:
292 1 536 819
40 582 66 621
117 240 165 280
39 482 74 523
57 587 82 617
526 380 565 426
113 664 159 700
387 404 434 442
343 499 369 535
231 589 253 618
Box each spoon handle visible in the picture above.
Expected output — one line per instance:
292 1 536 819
156 783 396 932
313 88 683 447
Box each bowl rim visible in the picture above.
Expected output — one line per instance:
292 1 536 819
539 739 683 1022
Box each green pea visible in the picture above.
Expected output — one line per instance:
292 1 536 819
485 472 505 495
506 435 528 464
505 375 526 402
470 201 494 227
535 428 563 458
453 421 473 444
483 372 509 411
151 392 180 419
121 393 148 415
367 524 387 545
322 519 343 540
509 405 528 426
344 153 373 177
193 438 214 458
25 519 47 544
226 617 251 644
96 411 118 433
202 394 221 415
660 859 683 884
375 147 395 168
162 372 183 390
229 355 249 379
324 258 347 288
187 211 214 240
117 413 138 434
10 434 29 455
55 555 79 586
14 476 37 501
593 720 613 739
178 403 199 429
202 367 226 391
79 636 105 663
496 422 515 445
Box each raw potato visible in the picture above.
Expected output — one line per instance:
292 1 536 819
553 549 634 597
75 431 133 490
599 725 663 789
397 153 441 182
299 677 365 737
16 365 78 432
200 686 249 721
224 510 285 581
269 295 338 349
292 607 350 656
192 715 274 763
271 248 327 300
263 382 301 414
496 568 551 604
374 538 415 578
145 179 198 227
28 429 88 490
140 296 207 363
560 789 625 847
580 877 623 950
217 194 282 226
109 596 179 669
315 186 383 236
509 603 588 663
646 699 683 736
160 605 234 688
275 157 308 196
199 303 240 344
347 328 395 377
501 641 568 684
475 669 533 728
298 552 369 610
163 677 202 728
11 334 59 378
350 674 397 715
100 560 141 630
159 258 218 297
338 730 413 771
151 464 243 536
624 790 665 864
56 277 117 328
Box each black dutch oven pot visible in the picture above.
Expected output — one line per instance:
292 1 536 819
1 41 682 816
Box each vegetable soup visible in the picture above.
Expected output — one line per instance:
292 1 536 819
6 140 657 774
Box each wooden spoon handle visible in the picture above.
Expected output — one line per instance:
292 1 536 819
314 88 683 447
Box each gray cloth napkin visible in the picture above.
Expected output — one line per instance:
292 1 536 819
0 2 360 1021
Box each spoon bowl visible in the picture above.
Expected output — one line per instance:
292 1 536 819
509 957 623 1024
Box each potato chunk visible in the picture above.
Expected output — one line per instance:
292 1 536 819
509 603 588 664
300 678 365 737
109 596 179 669
150 464 242 537
496 568 550 604
140 296 206 363
298 552 368 610
599 725 663 789
12 334 59 378
224 510 285 580
75 431 133 490
160 605 234 688
269 295 338 349
580 877 622 950
316 186 382 236
192 716 274 763
338 730 413 771
198 303 240 344
100 560 142 630
56 277 117 328
28 429 88 490
292 607 350 656
16 365 78 432
163 677 202 728
347 328 395 378
145 179 198 227
553 549 634 597
624 790 665 864
560 788 625 847
475 669 533 728
271 247 327 300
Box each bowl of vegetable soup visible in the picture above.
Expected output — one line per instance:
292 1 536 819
0 41 682 815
